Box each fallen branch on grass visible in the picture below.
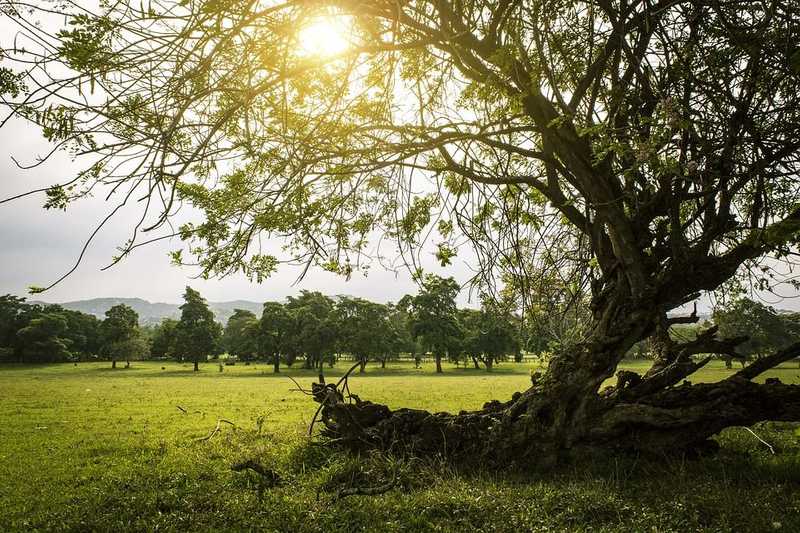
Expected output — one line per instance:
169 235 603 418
742 427 776 454
308 361 362 436
195 419 236 442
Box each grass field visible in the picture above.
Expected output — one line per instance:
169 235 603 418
1 360 799 532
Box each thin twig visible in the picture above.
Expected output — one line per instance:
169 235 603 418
742 427 776 454
287 376 314 395
195 419 236 442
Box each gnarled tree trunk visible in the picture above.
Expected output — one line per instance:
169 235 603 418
312 293 800 462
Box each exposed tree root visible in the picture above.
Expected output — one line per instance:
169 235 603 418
310 342 800 462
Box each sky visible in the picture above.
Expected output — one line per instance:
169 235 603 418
3 120 800 311
0 121 474 305
2 10 798 313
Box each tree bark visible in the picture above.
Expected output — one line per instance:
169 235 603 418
193 360 199 372
313 345 800 462
111 358 116 369
310 280 800 463
273 353 280 373
435 353 442 374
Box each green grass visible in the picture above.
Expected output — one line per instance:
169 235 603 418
1 360 799 532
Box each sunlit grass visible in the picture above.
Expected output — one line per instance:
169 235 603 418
1 360 798 531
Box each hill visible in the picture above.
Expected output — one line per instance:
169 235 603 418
29 297 263 325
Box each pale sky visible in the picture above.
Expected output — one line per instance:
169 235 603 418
0 121 474 305
3 120 800 312
1 9 798 312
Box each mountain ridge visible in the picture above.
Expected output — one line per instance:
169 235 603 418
28 297 265 325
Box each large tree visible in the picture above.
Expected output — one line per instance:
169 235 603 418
259 301 291 373
174 287 221 371
285 291 337 370
407 275 462 374
335 296 390 372
101 303 141 369
222 309 260 360
3 0 800 460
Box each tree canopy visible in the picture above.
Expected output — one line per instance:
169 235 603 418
101 303 144 368
174 286 221 371
3 0 800 459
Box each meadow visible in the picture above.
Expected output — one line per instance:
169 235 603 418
1 360 799 532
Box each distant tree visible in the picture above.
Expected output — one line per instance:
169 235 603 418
336 296 389 372
259 301 291 373
150 318 178 359
59 308 102 360
17 313 71 363
286 291 337 371
714 298 799 365
101 304 142 368
222 309 260 360
396 296 423 368
174 287 221 371
0 295 32 362
408 276 461 374
459 302 520 371
382 302 418 369
459 309 483 369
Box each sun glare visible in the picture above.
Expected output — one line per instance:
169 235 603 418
298 17 351 57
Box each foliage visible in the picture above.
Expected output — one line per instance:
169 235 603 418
150 318 178 358
222 309 260 360
0 295 102 363
174 287 221 370
714 298 800 358
407 275 461 373
284 291 337 369
16 312 72 363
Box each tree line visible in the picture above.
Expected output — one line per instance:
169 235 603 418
0 276 520 371
2 277 798 371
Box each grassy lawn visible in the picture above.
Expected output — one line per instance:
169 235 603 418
1 360 799 532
